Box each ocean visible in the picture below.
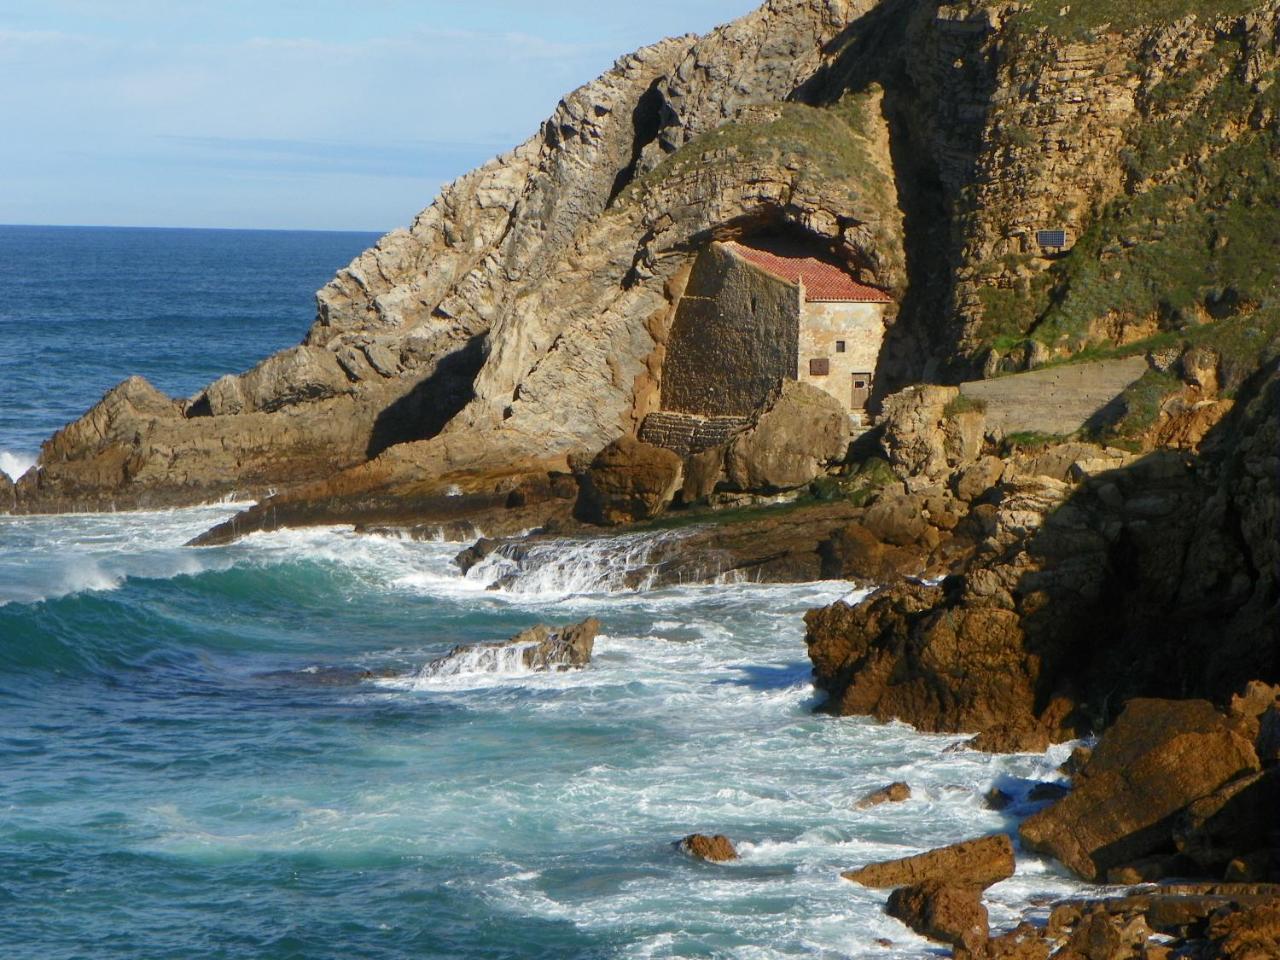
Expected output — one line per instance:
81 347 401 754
0 226 1081 959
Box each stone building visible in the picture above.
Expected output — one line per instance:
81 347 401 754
659 239 891 422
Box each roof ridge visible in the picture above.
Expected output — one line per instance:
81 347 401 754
720 240 891 303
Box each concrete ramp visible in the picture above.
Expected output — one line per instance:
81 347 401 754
959 356 1149 436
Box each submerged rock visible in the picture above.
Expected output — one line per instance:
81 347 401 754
678 834 739 863
842 834 1015 891
422 619 601 677
856 781 912 809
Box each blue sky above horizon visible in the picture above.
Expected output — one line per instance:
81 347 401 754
0 1 760 232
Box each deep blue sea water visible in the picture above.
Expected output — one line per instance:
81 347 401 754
0 227 1082 959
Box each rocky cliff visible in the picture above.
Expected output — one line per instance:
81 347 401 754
805 351 1280 749
11 0 1280 532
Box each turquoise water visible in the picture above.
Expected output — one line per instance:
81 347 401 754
0 228 1081 959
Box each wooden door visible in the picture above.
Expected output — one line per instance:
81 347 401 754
851 373 871 410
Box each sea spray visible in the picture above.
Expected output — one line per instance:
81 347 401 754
465 528 705 596
0 449 35 481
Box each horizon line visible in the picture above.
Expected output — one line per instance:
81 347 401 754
0 221 389 236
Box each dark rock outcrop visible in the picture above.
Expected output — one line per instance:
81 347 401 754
805 365 1280 750
887 882 989 952
842 834 1015 891
679 834 739 862
1019 699 1261 882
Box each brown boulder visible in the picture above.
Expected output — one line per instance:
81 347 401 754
576 436 683 525
886 881 988 951
680 446 725 503
1206 900 1280 959
725 382 850 492
1173 769 1280 877
1019 700 1261 881
679 834 739 862
0 469 13 513
953 455 1006 503
862 494 930 547
856 781 912 809
841 834 1015 891
955 922 1049 960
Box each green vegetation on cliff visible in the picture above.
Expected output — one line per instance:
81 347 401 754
1013 0 1258 37
972 25 1280 436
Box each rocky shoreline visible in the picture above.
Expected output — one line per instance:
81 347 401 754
4 0 1279 953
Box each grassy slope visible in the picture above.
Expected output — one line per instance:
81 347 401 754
967 17 1280 444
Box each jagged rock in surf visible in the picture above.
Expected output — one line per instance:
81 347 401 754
0 469 14 513
841 834 1015 891
454 495 981 593
886 881 989 952
1019 699 1263 883
855 781 911 809
678 834 739 863
422 618 601 677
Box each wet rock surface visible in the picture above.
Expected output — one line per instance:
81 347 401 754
855 781 911 809
887 881 989 951
678 834 739 863
842 834 1015 891
423 619 601 676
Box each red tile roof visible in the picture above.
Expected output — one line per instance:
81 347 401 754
722 240 892 303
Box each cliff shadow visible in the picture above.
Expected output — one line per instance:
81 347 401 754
366 334 487 459
1008 366 1280 730
796 0 1002 395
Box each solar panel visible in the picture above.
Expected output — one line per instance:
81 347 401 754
1037 229 1068 248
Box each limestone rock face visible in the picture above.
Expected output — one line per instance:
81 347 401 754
880 385 964 481
726 382 851 492
1018 699 1261 882
576 437 684 526
20 0 904 516
841 834 1015 891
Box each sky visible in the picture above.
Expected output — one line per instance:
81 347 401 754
0 1 760 232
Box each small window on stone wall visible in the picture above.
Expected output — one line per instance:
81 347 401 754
810 358 830 376
836 341 846 353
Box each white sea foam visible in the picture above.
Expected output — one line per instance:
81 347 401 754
0 502 244 605
7 504 1091 956
464 528 698 597
0 449 36 481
